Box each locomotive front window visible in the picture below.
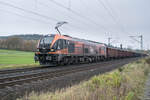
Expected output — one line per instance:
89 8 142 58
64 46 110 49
40 36 54 44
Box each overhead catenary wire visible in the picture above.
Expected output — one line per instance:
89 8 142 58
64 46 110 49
0 9 51 25
39 0 110 34
78 0 121 43
79 0 113 33
0 1 126 34
0 1 73 31
0 0 111 34
0 2 75 34
79 0 107 20
39 2 89 30
103 0 138 47
96 0 128 34
47 0 109 31
0 1 58 22
68 0 71 10
0 0 107 35
0 1 87 35
104 0 117 17
1 1 126 36
96 0 136 48
104 0 130 34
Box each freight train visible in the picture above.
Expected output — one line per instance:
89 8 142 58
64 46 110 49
34 34 144 66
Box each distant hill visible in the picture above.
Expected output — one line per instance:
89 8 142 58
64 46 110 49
0 34 43 40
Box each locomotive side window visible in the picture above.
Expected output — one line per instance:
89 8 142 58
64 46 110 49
52 39 64 50
57 39 63 50
101 46 106 52
99 48 101 54
63 40 68 48
68 41 75 53
84 48 89 53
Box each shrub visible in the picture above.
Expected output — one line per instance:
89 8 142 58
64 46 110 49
125 92 134 100
145 58 150 65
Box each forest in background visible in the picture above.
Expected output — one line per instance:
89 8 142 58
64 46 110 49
0 34 41 51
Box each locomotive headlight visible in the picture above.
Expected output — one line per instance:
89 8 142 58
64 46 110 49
37 49 39 52
46 56 52 60
51 49 55 52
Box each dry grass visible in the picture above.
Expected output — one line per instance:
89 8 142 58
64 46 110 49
18 57 150 100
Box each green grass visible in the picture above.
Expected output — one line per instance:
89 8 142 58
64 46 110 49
0 49 39 69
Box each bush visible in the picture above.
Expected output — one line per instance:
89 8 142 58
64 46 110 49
125 92 134 100
91 72 123 89
145 58 150 65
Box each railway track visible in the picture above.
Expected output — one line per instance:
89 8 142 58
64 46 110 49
0 61 109 75
0 57 140 89
0 66 45 75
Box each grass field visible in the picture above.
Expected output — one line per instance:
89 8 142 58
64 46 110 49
0 49 39 69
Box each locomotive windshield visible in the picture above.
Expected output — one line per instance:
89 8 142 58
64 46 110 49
40 36 54 44
39 35 54 49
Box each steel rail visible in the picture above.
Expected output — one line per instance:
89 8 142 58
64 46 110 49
0 66 47 75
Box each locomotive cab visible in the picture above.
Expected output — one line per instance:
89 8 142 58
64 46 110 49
38 34 55 52
34 34 57 65
34 34 70 66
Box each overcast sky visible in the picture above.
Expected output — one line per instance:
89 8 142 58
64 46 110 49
0 0 150 49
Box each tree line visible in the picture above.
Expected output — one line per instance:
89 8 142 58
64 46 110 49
0 37 38 52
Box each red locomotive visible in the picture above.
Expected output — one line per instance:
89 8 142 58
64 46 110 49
34 34 143 66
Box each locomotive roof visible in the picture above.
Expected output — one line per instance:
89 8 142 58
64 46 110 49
63 35 143 53
63 35 139 52
63 35 106 46
44 34 138 53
